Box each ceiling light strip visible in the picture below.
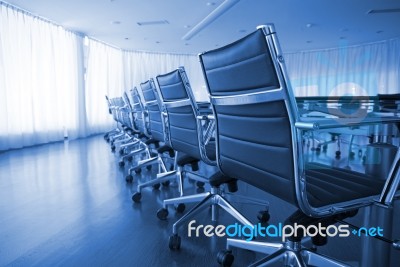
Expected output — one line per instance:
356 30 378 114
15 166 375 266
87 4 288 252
367 8 400 14
182 0 240 41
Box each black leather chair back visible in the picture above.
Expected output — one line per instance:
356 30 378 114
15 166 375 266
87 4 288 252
200 28 296 204
113 97 125 125
122 92 133 129
156 69 201 160
140 79 164 142
130 88 147 135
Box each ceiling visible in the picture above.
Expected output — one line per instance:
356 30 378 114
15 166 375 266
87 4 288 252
4 0 400 54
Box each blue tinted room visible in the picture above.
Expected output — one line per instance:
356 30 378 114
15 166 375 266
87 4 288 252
0 0 400 266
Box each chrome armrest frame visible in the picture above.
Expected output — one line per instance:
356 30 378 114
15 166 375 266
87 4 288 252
178 67 216 166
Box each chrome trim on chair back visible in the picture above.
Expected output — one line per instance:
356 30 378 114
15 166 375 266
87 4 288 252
130 87 150 137
155 67 216 165
139 79 166 142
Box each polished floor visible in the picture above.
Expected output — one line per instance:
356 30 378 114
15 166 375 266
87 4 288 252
0 135 398 266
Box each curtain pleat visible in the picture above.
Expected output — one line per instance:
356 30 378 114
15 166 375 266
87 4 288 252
284 39 400 97
0 5 85 150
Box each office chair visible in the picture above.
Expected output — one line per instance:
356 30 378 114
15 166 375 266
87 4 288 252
107 96 132 152
116 92 143 159
118 87 152 175
109 93 143 160
104 95 120 142
154 67 269 249
199 24 400 266
128 80 178 196
375 93 400 113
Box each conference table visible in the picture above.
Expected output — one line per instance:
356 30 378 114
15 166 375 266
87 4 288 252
296 95 400 266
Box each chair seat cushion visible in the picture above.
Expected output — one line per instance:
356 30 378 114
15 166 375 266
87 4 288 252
209 171 237 190
305 162 385 207
157 145 175 157
176 152 199 167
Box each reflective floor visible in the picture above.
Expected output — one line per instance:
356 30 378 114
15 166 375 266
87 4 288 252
0 135 398 266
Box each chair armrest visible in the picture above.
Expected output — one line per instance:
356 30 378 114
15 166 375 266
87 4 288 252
197 102 213 116
119 107 130 112
195 114 216 166
196 114 215 121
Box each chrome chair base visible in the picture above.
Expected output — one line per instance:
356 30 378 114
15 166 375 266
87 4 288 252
165 187 256 250
223 238 350 267
131 154 179 202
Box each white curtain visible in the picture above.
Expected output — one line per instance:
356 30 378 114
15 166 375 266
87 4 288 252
0 4 85 151
284 38 400 97
84 39 124 134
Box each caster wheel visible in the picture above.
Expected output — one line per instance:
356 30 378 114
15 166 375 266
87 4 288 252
169 235 181 250
134 168 142 174
127 156 133 162
119 161 125 167
152 183 161 190
146 165 152 171
196 187 205 193
175 203 185 213
132 192 141 203
196 181 205 188
162 180 170 187
349 151 355 158
335 151 341 158
257 210 270 223
322 145 328 152
111 146 116 153
315 146 321 152
105 137 110 143
358 149 363 157
125 175 133 183
157 208 169 220
217 250 234 267
119 149 124 155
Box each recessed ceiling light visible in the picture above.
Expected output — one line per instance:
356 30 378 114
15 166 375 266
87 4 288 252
239 29 247 33
125 37 129 40
137 20 169 26
376 30 384 34
306 40 312 43
339 36 346 40
184 43 189 46
306 23 313 28
156 41 160 44
111 20 121 25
